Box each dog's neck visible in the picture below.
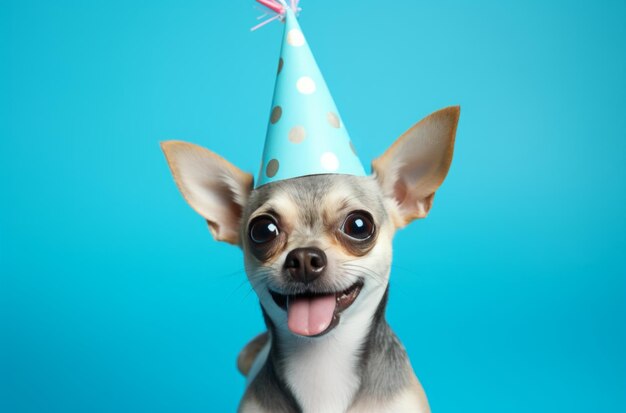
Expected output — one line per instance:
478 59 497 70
251 287 413 413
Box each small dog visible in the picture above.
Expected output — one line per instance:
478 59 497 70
162 106 460 412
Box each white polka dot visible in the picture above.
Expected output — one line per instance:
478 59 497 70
297 76 316 94
320 152 339 171
287 29 305 47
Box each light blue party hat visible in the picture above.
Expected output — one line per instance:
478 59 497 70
253 0 366 188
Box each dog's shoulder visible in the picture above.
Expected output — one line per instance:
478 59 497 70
238 348 301 413
348 373 430 413
237 331 269 376
238 391 271 413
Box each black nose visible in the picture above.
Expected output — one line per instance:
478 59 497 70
284 247 327 284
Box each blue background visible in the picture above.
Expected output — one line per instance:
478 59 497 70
1 0 624 412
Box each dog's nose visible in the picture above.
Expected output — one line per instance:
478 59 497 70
284 247 327 284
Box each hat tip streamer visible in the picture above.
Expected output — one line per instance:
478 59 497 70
252 0 301 31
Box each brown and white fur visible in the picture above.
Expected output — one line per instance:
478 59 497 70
161 106 460 413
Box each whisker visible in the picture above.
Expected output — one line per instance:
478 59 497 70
240 276 271 304
342 262 386 282
341 263 413 300
225 278 252 302
215 268 248 280
340 264 387 289
342 269 385 289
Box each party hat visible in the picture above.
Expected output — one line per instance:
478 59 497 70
253 0 366 188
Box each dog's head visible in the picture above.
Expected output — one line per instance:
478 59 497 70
162 106 459 337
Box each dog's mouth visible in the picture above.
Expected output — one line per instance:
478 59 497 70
269 280 364 338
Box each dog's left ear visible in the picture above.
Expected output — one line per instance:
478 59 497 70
372 106 460 227
161 141 254 245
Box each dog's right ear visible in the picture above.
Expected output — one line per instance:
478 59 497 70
161 141 254 245
372 106 460 227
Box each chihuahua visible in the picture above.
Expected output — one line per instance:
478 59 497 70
161 106 460 412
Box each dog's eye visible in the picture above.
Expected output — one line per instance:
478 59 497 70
249 216 280 244
341 211 375 240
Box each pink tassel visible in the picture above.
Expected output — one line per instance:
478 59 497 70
252 0 301 31
255 0 284 15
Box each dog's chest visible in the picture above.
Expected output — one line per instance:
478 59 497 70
280 324 365 413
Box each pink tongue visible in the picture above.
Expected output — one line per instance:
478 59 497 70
287 294 337 336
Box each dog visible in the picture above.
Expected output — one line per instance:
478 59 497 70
161 105 460 412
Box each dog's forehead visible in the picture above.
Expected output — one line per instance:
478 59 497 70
244 175 385 224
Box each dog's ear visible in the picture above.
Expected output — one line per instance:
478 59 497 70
161 141 254 245
372 106 460 227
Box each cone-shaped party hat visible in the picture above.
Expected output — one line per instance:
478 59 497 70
254 1 366 188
